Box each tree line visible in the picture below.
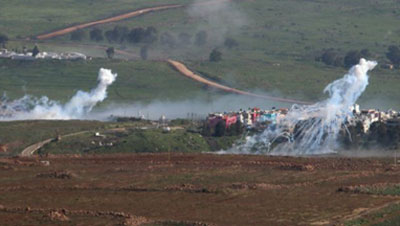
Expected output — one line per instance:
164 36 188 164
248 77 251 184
317 46 400 69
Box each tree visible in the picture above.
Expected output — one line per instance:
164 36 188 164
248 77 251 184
195 31 208 46
70 29 85 41
386 45 400 65
321 49 338 66
90 28 104 42
105 30 115 43
140 46 149 60
214 120 226 137
224 38 239 49
209 48 222 62
106 47 115 59
0 34 9 48
333 56 344 67
127 27 144 43
178 32 192 45
32 45 40 57
344 50 361 68
113 26 129 43
160 32 176 48
143 26 158 44
360 49 371 58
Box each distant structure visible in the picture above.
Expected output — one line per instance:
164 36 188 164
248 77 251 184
206 105 400 133
0 49 87 60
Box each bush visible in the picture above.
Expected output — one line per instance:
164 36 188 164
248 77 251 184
0 34 8 48
344 50 361 68
214 121 226 137
209 49 222 62
32 45 40 57
178 32 192 45
160 32 176 48
386 45 400 65
224 38 239 49
321 49 338 66
70 29 85 41
90 28 104 42
106 47 114 59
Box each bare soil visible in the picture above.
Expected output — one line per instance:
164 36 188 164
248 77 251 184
0 153 399 225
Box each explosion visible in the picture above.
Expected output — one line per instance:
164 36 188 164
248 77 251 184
234 59 377 155
0 68 117 120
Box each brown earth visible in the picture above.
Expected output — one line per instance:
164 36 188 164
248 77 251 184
0 153 399 225
36 4 183 40
167 60 312 105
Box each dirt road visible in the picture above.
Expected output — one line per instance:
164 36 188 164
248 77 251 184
19 131 89 157
167 59 312 105
36 4 183 40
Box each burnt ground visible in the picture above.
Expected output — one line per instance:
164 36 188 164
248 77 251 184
0 153 399 225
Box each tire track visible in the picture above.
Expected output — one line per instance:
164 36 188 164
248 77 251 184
19 131 89 157
36 4 183 40
167 59 312 105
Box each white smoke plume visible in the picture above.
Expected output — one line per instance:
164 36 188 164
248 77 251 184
0 68 117 120
187 0 247 43
233 59 378 155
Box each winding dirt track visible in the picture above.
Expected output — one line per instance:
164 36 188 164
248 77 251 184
33 0 311 105
36 4 183 40
19 131 89 157
167 60 312 105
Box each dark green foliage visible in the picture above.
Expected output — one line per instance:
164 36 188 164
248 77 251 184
178 32 191 45
360 49 371 58
113 26 129 43
224 38 239 49
160 32 176 48
202 121 213 137
214 121 226 137
127 27 158 44
321 49 339 66
344 50 362 68
209 49 222 62
106 47 114 59
90 28 104 42
386 45 400 65
0 33 9 47
127 27 145 43
104 26 129 43
70 29 85 41
226 120 244 136
143 26 158 44
195 31 208 46
32 45 40 57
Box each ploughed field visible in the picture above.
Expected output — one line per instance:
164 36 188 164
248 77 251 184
0 153 399 225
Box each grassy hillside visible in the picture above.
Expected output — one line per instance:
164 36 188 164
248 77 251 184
0 119 238 155
1 0 400 109
0 120 107 155
0 0 190 38
0 58 210 103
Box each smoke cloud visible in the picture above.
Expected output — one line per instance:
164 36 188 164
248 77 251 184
231 59 378 155
187 0 247 43
0 68 117 120
88 93 293 121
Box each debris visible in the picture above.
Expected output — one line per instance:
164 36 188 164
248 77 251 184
47 210 70 222
40 161 50 166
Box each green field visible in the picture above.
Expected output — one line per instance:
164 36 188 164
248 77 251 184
0 119 237 155
0 58 210 102
1 0 400 108
0 0 191 38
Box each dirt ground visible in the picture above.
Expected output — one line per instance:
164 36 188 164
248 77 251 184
0 153 399 225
